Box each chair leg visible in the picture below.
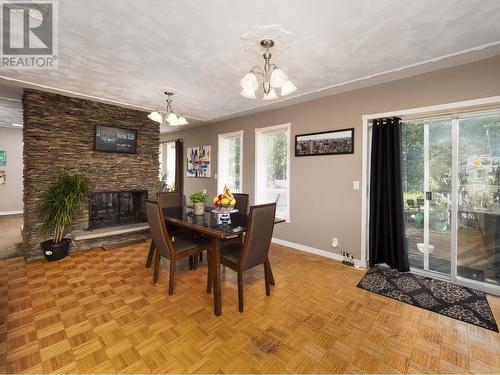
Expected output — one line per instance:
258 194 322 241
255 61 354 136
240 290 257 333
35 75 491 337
189 255 194 270
237 271 244 313
199 251 203 263
264 262 271 296
168 260 176 295
153 252 161 284
145 240 155 268
265 259 275 286
206 250 212 294
193 254 198 271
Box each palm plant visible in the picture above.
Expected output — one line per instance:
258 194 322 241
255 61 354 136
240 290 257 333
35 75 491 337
40 171 92 243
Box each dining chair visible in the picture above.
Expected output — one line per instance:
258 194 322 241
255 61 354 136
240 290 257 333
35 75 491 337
146 192 201 269
208 202 277 312
145 199 212 295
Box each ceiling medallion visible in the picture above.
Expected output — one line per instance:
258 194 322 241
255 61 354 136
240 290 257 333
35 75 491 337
148 91 188 126
239 38 297 100
241 25 293 55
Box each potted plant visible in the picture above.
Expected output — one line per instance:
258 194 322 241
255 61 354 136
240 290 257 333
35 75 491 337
190 189 208 215
40 171 92 261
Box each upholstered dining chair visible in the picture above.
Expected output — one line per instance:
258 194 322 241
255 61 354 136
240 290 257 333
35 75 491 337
145 199 212 295
146 192 201 269
208 202 277 312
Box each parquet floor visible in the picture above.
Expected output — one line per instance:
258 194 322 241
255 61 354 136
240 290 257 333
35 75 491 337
1 242 499 374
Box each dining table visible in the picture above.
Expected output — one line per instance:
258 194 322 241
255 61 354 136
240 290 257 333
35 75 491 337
145 203 285 316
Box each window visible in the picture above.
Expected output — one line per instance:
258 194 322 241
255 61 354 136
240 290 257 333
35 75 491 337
217 131 243 193
159 140 177 191
255 123 290 222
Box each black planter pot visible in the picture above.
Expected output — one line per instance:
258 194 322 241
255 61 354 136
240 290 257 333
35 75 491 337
42 238 71 261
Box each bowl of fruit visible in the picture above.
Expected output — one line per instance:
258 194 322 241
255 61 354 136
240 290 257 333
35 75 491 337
212 185 237 213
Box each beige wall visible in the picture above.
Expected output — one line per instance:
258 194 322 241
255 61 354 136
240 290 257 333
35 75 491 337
163 56 500 260
0 127 23 213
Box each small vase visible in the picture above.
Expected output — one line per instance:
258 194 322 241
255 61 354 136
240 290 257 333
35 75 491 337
194 202 205 215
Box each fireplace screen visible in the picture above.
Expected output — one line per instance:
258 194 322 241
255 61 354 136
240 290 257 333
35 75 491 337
89 190 147 230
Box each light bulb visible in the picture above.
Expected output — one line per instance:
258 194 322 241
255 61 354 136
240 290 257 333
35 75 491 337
147 111 163 123
166 112 178 124
280 80 297 96
176 116 188 125
240 72 258 91
240 88 256 99
270 68 288 88
262 88 278 100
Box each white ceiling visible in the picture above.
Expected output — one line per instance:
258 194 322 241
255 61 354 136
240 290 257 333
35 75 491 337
1 0 500 132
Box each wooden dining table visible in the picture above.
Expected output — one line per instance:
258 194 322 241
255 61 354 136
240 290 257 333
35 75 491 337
145 203 285 316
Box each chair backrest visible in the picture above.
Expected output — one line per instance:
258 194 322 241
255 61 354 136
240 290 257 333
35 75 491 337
240 203 276 270
145 199 174 259
157 191 183 208
233 193 250 214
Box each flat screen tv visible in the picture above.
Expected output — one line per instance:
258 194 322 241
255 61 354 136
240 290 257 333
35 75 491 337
94 125 137 154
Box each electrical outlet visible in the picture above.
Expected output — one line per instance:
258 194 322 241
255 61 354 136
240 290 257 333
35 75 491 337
331 237 338 248
353 180 360 190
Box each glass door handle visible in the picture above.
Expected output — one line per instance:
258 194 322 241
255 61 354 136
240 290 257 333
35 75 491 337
425 191 433 201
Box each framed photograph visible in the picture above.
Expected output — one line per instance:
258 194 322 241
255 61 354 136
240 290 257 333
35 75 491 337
187 145 211 178
94 125 137 154
0 169 5 185
0 150 6 166
295 128 354 156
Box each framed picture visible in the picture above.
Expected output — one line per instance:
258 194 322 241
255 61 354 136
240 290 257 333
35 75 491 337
0 150 6 166
187 145 211 178
295 128 354 156
94 125 137 154
0 169 5 185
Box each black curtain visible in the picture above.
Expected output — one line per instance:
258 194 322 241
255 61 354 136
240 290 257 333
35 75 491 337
369 117 409 272
174 139 184 194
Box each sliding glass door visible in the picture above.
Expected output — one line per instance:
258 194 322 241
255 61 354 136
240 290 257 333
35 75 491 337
402 119 452 276
457 113 500 288
401 111 500 293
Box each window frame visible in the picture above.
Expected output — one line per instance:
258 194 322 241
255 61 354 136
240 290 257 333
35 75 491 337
217 130 244 194
254 123 291 223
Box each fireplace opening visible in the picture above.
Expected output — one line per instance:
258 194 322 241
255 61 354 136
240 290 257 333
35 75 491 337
89 190 147 230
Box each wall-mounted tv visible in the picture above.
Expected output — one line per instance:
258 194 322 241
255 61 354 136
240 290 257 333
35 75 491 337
94 125 137 154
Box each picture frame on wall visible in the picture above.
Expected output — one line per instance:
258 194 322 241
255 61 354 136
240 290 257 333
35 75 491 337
0 169 5 185
0 150 6 166
186 145 211 178
295 128 354 156
94 125 137 154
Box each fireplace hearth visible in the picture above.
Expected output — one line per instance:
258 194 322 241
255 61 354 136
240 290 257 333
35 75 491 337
89 190 147 230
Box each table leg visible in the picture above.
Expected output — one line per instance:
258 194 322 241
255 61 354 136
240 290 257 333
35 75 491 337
211 238 222 316
145 240 155 268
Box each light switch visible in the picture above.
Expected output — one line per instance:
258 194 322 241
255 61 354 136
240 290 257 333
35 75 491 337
353 180 360 190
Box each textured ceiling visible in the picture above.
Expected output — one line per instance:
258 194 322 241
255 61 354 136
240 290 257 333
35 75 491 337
0 0 499 132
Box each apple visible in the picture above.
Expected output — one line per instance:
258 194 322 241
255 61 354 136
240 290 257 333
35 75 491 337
215 200 221 207
218 194 224 200
220 197 230 206
213 196 219 205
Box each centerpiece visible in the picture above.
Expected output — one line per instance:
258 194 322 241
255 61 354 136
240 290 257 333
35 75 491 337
212 186 237 224
190 189 208 215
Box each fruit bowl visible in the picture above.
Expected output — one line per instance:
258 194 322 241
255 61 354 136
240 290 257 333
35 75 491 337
213 185 237 213
213 204 236 213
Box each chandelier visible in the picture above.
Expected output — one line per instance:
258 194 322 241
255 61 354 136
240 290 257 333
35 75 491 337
148 91 188 126
240 39 297 100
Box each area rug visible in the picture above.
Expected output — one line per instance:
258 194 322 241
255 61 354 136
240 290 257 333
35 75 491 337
356 265 498 332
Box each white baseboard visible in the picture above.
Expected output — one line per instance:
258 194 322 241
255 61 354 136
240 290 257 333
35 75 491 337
271 237 367 268
0 210 23 216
